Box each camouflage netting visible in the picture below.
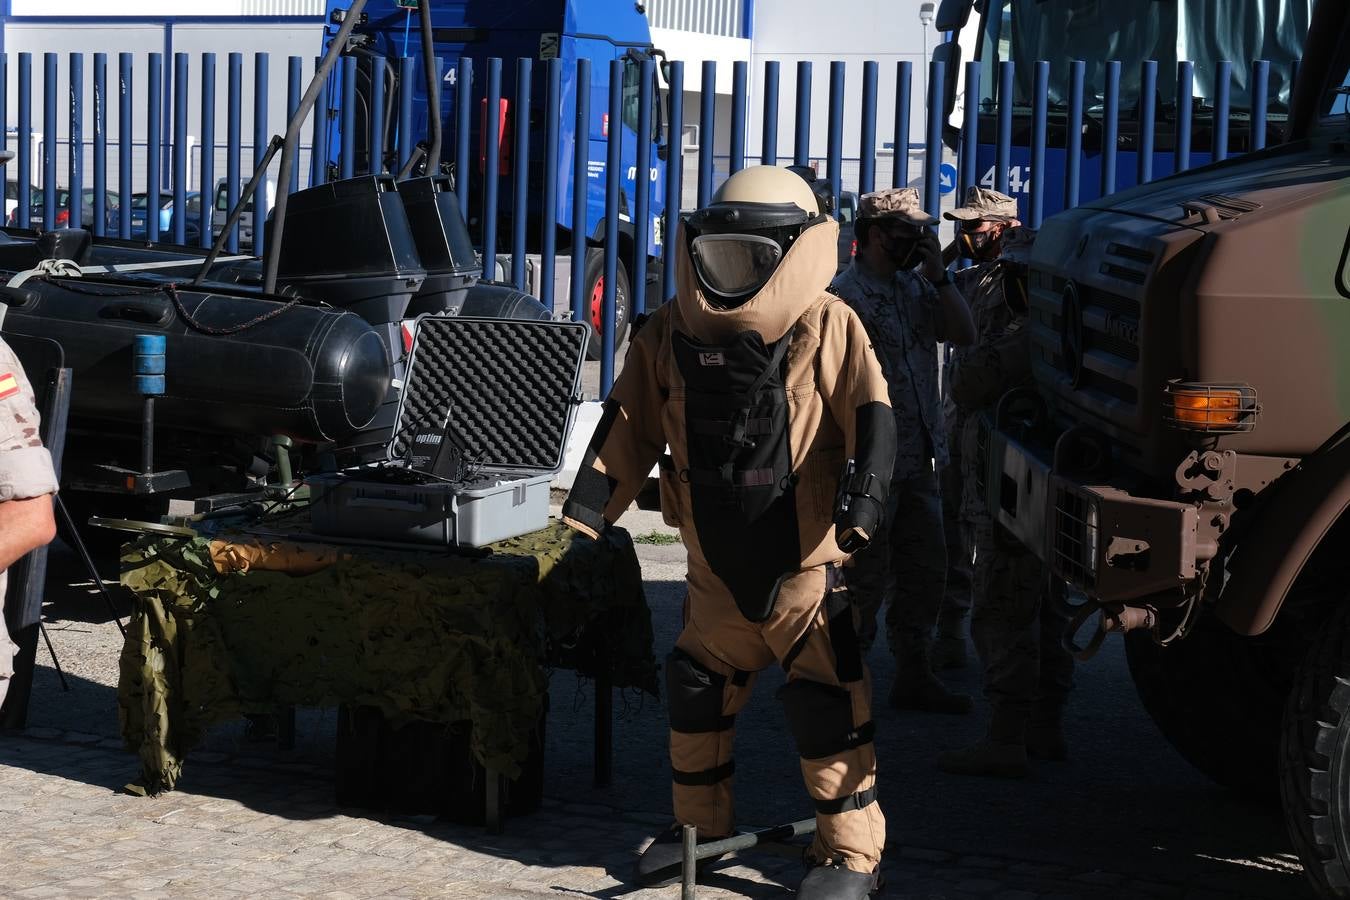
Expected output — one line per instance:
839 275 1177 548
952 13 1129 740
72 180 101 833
117 520 658 796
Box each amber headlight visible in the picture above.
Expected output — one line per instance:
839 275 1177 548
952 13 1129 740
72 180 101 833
1163 381 1259 433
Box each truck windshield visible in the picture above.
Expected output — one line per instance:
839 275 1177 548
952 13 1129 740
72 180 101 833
975 0 1311 115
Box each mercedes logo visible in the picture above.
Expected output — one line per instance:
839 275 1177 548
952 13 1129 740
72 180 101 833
1061 280 1085 388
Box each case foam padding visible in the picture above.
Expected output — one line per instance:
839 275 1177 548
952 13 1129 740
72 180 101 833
392 317 589 473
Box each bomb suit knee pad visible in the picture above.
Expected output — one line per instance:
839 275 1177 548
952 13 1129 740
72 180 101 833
776 678 875 761
666 647 734 736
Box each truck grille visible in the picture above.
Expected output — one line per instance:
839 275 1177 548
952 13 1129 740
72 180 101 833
1052 485 1098 590
1033 273 1143 408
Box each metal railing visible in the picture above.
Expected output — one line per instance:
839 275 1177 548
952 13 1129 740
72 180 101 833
1 50 1296 395
646 0 747 38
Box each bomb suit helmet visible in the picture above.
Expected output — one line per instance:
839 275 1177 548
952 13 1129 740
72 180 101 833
684 165 831 308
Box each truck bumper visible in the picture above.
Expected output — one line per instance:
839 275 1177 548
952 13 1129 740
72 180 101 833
986 421 1200 604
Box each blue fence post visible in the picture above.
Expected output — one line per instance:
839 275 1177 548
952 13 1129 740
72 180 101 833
1138 60 1157 184
729 60 746 175
662 60 685 304
893 60 911 188
146 53 162 240
309 55 325 189
859 60 878 195
482 57 502 280
761 60 779 166
1176 61 1193 174
826 61 844 205
368 58 384 175
1251 59 1270 152
511 56 532 291
698 61 716 207
1213 60 1231 162
93 53 107 237
200 53 216 248
1064 60 1084 209
923 57 944 223
570 57 590 324
43 54 57 231
253 53 268 258
631 57 654 316
959 60 979 201
69 53 85 231
172 53 188 243
540 57 561 316
996 60 1013 195
1029 60 1049 229
793 60 811 168
287 56 302 192
17 53 30 229
226 52 242 253
340 55 356 179
398 55 415 176
1101 60 1119 200
455 57 473 218
601 58 623 396
118 53 132 238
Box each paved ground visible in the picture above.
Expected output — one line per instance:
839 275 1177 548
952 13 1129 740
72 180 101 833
0 505 1312 899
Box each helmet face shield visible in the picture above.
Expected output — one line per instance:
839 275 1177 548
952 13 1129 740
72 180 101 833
689 233 785 302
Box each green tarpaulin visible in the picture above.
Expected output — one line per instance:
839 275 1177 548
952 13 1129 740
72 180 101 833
117 520 657 795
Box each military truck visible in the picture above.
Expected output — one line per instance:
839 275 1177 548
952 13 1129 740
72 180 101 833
978 1 1350 894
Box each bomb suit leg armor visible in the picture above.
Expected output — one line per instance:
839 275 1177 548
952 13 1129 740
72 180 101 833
562 166 896 896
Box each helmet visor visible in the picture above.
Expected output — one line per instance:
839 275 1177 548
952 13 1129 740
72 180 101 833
689 233 784 300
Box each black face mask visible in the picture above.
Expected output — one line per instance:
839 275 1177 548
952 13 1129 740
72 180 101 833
879 229 922 270
959 228 1001 261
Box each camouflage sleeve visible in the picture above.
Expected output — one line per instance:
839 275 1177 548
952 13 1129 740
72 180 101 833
948 319 1032 412
561 306 669 539
0 340 58 503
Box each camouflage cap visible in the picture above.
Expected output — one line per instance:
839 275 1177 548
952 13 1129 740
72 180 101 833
857 187 940 227
998 226 1037 265
944 186 1019 222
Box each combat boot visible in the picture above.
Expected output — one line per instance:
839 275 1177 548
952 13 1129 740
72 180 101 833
1026 710 1068 761
930 635 968 670
636 823 729 887
890 642 973 714
797 860 880 899
936 735 1029 778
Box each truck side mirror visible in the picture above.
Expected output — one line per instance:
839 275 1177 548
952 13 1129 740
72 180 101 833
935 0 974 31
931 41 962 120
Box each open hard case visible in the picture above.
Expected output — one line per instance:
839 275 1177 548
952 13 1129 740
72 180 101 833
309 316 589 547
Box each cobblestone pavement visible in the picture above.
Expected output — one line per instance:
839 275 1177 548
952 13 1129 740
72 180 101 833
1 516 1312 899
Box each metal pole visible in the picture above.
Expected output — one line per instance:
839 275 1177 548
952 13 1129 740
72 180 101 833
397 55 415 175
172 53 188 243
369 58 385 175
17 54 30 229
1176 61 1194 174
1101 60 1119 199
417 0 442 172
631 57 653 316
681 824 697 900
893 60 911 188
793 60 811 167
1138 60 1157 185
698 60 715 207
601 58 623 395
540 57 561 314
287 56 302 192
117 53 131 238
729 60 746 175
958 59 978 200
996 60 1012 195
226 52 242 253
662 60 684 304
44 54 57 232
826 61 843 204
252 52 268 257
200 53 216 248
310 55 327 189
570 57 591 323
341 55 356 179
1251 59 1270 152
93 53 107 237
512 56 532 290
859 60 877 195
455 56 473 218
1029 60 1048 228
761 60 779 166
923 57 944 223
69 53 85 231
1065 60 1084 209
1213 60 1231 162
482 57 502 280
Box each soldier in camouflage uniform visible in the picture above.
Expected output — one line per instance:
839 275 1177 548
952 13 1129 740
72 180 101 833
829 187 976 714
936 227 1076 778
933 188 1023 671
0 335 59 709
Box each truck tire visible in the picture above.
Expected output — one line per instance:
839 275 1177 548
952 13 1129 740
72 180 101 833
1125 608 1298 798
582 247 630 361
1282 604 1350 898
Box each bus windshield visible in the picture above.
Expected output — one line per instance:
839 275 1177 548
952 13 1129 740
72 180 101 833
975 0 1312 115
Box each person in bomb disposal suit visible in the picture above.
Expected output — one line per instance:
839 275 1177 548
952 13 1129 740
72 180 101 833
827 187 977 714
563 165 896 899
0 336 59 709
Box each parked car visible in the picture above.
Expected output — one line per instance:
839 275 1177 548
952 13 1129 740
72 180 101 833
4 181 38 221
131 191 204 244
212 178 275 250
8 187 120 232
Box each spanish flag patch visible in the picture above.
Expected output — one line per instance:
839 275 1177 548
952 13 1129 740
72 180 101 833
0 373 19 401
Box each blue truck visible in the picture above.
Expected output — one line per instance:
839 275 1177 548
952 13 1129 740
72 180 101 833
321 0 671 353
933 0 1313 219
